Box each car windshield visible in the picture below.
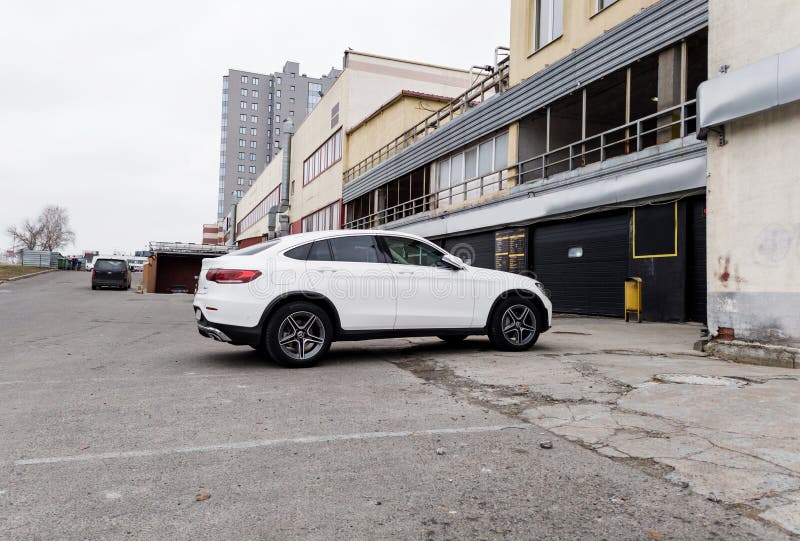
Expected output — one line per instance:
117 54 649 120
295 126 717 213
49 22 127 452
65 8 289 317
94 259 126 271
230 239 281 256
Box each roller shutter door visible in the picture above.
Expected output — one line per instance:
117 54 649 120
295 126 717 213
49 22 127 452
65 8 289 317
686 196 707 322
533 212 629 316
441 232 495 270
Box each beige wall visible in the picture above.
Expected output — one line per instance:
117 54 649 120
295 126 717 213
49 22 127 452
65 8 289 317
706 0 800 343
234 149 284 240
509 0 660 85
346 94 450 169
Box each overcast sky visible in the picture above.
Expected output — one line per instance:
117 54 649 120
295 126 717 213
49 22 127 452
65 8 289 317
0 1 510 255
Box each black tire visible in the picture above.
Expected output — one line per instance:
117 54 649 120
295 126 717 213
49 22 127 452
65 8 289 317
437 335 468 343
488 297 541 351
91 285 97 290
264 301 333 368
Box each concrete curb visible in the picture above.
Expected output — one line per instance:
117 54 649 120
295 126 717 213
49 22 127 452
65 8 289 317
0 269 55 284
705 339 798 369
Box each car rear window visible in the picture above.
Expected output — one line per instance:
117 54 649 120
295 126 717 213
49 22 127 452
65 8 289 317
284 242 312 260
94 259 126 271
230 239 281 256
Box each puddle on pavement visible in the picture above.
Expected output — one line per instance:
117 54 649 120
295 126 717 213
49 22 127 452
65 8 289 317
653 374 747 387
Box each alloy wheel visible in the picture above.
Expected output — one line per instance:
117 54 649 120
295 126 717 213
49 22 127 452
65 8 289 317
277 310 326 360
501 304 537 345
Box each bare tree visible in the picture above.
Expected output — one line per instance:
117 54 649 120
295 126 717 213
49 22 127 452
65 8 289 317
6 206 75 252
6 219 42 250
37 206 76 251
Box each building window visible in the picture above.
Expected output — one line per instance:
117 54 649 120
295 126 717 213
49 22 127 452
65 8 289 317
290 85 295 91
435 131 509 207
240 101 246 109
302 201 340 232
290 72 295 78
250 140 257 148
268 105 272 113
250 127 257 136
266 155 271 163
241 88 248 96
534 0 563 51
275 127 280 136
275 140 280 149
237 164 245 172
596 0 618 11
252 89 259 98
303 129 343 185
250 153 256 161
275 115 280 123
239 139 245 147
236 185 280 235
289 110 295 116
239 113 247 121
289 97 295 104
251 115 258 122
268 92 273 100
249 165 256 173
276 102 281 110
241 75 248 84
269 79 273 87
276 90 281 98
308 82 322 110
235 190 243 197
237 177 244 185
252 77 259 85
251 102 258 110
248 179 253 186
238 152 245 159
276 76 282 84
266 142 271 149
239 127 246 134
267 118 272 125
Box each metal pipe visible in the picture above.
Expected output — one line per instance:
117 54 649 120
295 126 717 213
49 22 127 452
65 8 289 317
267 118 294 238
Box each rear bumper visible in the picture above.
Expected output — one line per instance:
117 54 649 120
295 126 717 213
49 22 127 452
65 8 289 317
196 317 262 346
93 279 126 287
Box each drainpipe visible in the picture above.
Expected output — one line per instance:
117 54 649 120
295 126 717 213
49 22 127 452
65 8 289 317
267 118 294 239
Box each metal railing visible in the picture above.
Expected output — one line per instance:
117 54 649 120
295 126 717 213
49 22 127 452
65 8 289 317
518 100 696 183
343 100 697 230
343 59 510 183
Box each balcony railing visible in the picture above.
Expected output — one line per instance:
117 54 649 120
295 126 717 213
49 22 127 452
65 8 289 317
343 59 510 183
343 100 697 230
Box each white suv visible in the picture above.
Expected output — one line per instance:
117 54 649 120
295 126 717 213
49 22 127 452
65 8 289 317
193 230 552 368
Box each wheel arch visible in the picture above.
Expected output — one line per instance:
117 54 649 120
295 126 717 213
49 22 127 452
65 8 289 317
486 289 548 330
259 291 343 340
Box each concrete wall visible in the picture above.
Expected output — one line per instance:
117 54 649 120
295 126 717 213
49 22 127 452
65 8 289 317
706 0 800 346
509 0 661 86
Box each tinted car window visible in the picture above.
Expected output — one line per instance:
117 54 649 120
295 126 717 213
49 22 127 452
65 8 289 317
329 235 381 263
383 236 446 267
307 240 332 261
94 259 126 271
284 242 312 260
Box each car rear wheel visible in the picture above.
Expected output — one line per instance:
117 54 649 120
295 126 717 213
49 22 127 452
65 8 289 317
264 302 333 368
488 297 540 351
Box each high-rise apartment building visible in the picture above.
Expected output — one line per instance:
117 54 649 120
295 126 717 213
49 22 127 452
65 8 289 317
217 61 341 219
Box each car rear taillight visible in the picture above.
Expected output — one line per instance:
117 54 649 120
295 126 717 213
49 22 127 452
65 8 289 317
206 269 262 284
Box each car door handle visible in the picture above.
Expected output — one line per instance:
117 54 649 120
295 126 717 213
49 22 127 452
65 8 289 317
396 270 415 275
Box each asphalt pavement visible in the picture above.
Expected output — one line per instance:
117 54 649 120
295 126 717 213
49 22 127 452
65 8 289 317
0 271 788 539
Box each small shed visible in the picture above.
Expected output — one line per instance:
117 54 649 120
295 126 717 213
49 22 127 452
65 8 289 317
143 242 228 294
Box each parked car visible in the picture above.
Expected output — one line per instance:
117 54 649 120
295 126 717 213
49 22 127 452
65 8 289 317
193 230 552 368
91 256 132 290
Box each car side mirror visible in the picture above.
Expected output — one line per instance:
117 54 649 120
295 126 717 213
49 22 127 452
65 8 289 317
441 253 466 270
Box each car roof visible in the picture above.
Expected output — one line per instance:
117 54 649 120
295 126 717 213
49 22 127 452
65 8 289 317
95 255 128 261
277 229 429 248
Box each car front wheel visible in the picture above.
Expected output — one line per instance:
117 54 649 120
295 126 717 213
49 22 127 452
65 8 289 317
488 297 540 351
264 302 333 368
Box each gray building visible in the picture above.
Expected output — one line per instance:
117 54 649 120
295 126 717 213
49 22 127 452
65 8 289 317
217 61 340 219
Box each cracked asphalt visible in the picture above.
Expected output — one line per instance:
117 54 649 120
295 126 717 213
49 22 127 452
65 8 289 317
0 271 796 539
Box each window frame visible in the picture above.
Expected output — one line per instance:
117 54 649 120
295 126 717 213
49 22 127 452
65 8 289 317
379 235 447 268
533 0 563 52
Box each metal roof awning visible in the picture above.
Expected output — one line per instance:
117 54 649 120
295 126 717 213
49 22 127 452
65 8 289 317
148 242 229 256
697 45 800 139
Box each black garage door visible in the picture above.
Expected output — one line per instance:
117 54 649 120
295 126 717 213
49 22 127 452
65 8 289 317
686 196 707 322
532 211 630 316
441 232 495 269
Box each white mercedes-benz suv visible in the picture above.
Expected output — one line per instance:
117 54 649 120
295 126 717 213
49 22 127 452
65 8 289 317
193 229 552 368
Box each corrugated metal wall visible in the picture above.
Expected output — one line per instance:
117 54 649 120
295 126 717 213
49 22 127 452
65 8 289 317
342 0 708 203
